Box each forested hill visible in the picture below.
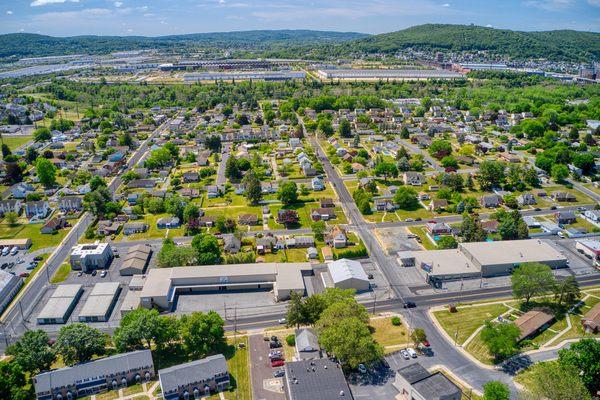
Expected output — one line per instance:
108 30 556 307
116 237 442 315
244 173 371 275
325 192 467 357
0 30 367 61
340 24 600 61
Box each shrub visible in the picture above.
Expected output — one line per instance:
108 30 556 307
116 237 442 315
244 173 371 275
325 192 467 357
391 316 402 326
286 334 295 346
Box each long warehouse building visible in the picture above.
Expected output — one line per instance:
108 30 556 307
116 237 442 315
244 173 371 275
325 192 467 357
184 70 306 82
316 68 464 80
37 284 83 325
79 282 122 322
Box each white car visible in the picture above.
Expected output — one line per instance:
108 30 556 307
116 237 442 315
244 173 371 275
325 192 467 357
278 318 286 324
407 348 417 358
100 271 107 278
400 349 410 360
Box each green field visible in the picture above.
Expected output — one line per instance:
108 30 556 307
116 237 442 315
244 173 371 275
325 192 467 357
2 135 32 151
0 223 69 251
433 303 509 345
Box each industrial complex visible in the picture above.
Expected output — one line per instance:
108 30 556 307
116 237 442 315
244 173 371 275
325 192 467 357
316 68 464 80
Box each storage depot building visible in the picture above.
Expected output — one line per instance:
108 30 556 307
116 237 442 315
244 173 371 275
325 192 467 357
37 284 83 325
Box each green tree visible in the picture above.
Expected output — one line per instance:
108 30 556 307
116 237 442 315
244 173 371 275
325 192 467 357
55 323 106 365
242 170 262 205
33 127 51 142
191 233 221 265
35 157 57 187
225 157 241 181
497 210 529 240
551 163 569 183
393 187 419 210
480 321 520 360
440 156 458 169
437 235 458 249
558 338 600 394
338 119 352 138
25 147 38 164
277 181 298 205
286 291 308 328
6 330 56 374
373 161 398 181
317 119 334 137
511 263 556 305
90 175 106 191
410 328 427 347
553 276 580 307
113 308 179 352
157 238 197 268
0 361 31 400
522 361 591 400
180 311 226 358
477 161 506 190
460 213 487 241
428 140 452 159
1 144 11 159
182 203 200 223
311 220 326 241
571 153 595 175
483 381 510 400
4 212 18 227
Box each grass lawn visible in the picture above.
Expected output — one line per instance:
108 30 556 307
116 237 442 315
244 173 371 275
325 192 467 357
560 295 600 341
223 336 251 400
50 262 72 284
370 317 408 348
119 213 185 241
263 248 309 263
395 207 436 221
465 333 495 365
2 135 32 151
0 223 69 251
567 218 600 233
433 303 509 346
267 202 315 229
408 226 437 250
543 185 595 205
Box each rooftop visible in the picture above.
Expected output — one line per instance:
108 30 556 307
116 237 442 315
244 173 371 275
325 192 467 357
459 239 566 266
158 354 228 394
284 358 352 400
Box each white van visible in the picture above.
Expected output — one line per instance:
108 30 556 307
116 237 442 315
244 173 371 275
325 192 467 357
10 247 18 256
406 348 417 358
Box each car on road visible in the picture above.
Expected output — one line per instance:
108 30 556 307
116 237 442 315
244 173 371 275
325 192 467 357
273 369 285 378
271 360 285 367
400 349 410 360
415 237 422 243
402 301 416 308
550 206 557 210
534 207 541 211
577 206 586 211
407 348 417 358
358 364 367 374
77 271 83 277
407 234 417 239
557 231 565 238
405 218 414 222
100 271 107 278
415 217 422 221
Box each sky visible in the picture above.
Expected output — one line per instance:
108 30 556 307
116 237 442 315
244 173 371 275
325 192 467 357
0 0 599 37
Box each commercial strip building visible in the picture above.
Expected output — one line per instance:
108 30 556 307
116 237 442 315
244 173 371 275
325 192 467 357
33 350 155 400
316 69 464 81
158 354 229 400
79 282 122 322
37 284 83 325
0 238 31 249
283 358 353 400
576 240 600 266
0 269 23 314
184 70 306 82
70 242 114 273
394 363 461 400
325 259 370 291
399 239 568 285
140 262 313 310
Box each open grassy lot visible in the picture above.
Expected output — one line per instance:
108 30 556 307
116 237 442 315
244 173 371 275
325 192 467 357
370 317 408 348
543 185 596 205
262 248 311 263
267 202 316 229
50 262 72 284
560 294 600 341
408 226 437 250
0 222 70 251
223 336 251 400
2 135 32 151
433 303 510 345
118 213 185 241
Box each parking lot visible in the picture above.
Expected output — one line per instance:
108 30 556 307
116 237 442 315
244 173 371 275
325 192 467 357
0 248 44 279
249 333 285 400
374 227 421 256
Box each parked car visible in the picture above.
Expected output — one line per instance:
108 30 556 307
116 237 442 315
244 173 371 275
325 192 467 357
91 270 97 276
421 340 430 347
269 341 282 349
19 272 29 278
10 247 18 256
0 263 6 269
407 348 417 358
34 256 43 261
278 318 286 324
77 271 83 277
100 271 107 278
271 360 285 367
26 265 36 270
358 364 367 374
400 349 410 360
273 369 285 378
1 248 9 256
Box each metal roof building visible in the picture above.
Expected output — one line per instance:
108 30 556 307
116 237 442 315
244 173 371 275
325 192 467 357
0 269 23 315
119 245 152 276
33 350 154 400
284 358 353 400
317 68 464 81
78 282 121 322
326 259 370 291
158 354 230 400
394 363 461 400
37 284 83 325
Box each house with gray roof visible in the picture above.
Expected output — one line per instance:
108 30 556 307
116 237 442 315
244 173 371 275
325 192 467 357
295 328 321 360
33 350 154 400
393 363 461 400
158 354 229 400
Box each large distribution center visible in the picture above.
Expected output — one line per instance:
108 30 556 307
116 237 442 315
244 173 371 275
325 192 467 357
37 284 83 325
183 70 306 82
401 239 567 285
316 68 464 80
79 282 122 322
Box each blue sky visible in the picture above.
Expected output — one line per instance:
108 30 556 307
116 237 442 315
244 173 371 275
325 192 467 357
1 0 599 36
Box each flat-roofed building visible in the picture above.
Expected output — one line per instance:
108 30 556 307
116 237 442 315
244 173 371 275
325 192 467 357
284 358 353 400
119 245 152 276
33 349 154 400
576 240 600 266
140 263 313 310
70 241 114 273
37 284 83 325
158 354 229 400
120 289 141 317
79 282 121 322
394 363 461 400
0 238 31 249
317 68 463 81
0 269 23 314
184 70 306 82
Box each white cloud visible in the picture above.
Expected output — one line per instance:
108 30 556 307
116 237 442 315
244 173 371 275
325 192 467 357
486 24 493 27
30 0 79 7
126 28 133 32
114 1 123 7
6 10 13 15
524 0 574 11
587 0 600 6
219 0 226 3
442 3 450 7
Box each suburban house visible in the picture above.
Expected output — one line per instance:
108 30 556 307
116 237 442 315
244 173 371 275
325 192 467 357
393 363 461 400
33 350 155 400
127 179 157 189
295 328 321 360
286 236 315 248
429 199 448 212
584 209 600 222
25 200 50 219
0 199 22 216
517 193 537 206
238 214 259 226
426 222 452 236
319 198 335 208
311 208 337 221
403 172 425 186
256 236 277 255
555 211 577 225
158 354 230 400
58 196 84 213
551 191 576 202
375 198 396 212
481 220 499 234
514 309 555 341
10 182 35 199
182 171 199 182
582 302 600 333
123 222 149 235
480 194 502 208
223 235 241 254
206 185 220 198
157 217 180 229
40 217 67 234
311 177 325 191
325 226 348 249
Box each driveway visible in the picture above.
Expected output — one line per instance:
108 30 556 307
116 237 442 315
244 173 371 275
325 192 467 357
249 334 284 400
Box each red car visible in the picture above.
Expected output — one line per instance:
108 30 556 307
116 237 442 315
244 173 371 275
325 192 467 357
271 360 285 367
421 340 430 347
19 272 30 278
